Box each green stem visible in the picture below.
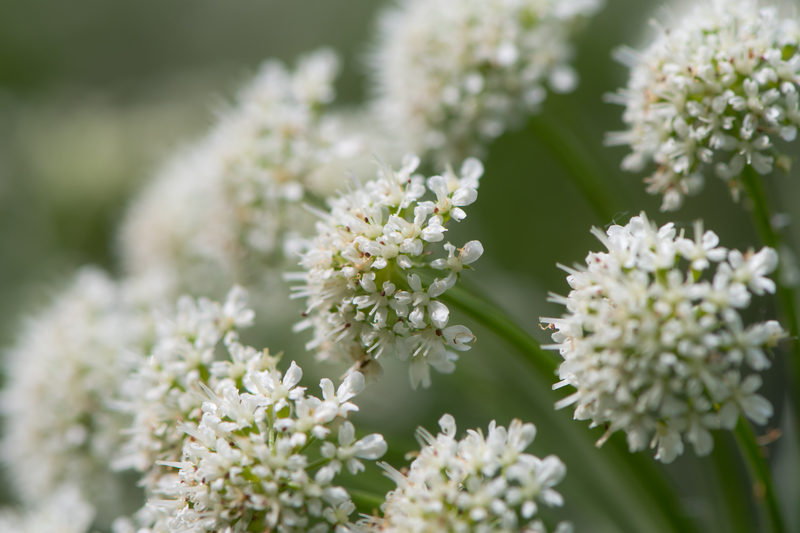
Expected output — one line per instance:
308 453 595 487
527 109 625 224
438 283 701 533
740 166 800 432
734 418 785 533
711 432 757 533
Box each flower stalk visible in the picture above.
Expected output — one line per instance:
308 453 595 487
734 418 786 533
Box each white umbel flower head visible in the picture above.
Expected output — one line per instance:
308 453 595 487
360 414 572 533
124 338 385 532
541 213 785 463
287 155 484 389
0 484 95 533
373 0 604 161
120 49 384 300
1 268 147 518
606 0 800 211
114 285 258 493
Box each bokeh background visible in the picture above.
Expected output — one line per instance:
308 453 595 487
1 0 798 531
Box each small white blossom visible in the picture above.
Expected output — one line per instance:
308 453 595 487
541 212 785 463
287 156 483 389
359 415 572 533
373 0 603 161
607 0 800 210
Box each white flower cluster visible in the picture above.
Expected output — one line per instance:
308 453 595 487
541 213 786 463
119 49 376 299
152 366 386 533
373 0 604 161
361 414 572 533
288 155 484 389
0 484 95 533
0 268 146 517
114 285 257 492
607 0 800 211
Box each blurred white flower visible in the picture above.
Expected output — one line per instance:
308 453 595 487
360 414 572 533
0 484 95 533
1 268 147 518
287 155 483 388
372 0 603 161
541 212 785 463
607 0 800 210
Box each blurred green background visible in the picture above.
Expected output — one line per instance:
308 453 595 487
1 0 798 531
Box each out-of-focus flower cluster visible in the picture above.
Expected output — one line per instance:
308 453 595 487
120 49 386 299
607 0 800 211
288 155 484 389
373 0 604 161
112 287 386 533
542 212 785 463
0 484 95 533
1 268 148 519
361 414 571 533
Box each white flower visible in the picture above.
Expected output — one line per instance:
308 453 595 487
359 415 572 533
119 50 392 300
113 285 262 492
287 156 482 388
542 212 785 463
607 0 800 210
157 364 384 533
0 484 95 533
0 268 148 519
372 0 604 161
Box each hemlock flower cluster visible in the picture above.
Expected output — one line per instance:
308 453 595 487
607 0 800 211
288 155 484 389
541 213 785 463
120 49 376 298
373 0 604 161
360 414 572 533
1 268 147 519
115 287 387 532
114 286 257 492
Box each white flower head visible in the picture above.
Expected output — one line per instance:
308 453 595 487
607 0 800 210
150 360 384 533
360 415 572 533
0 268 148 518
542 212 785 463
119 49 385 300
372 0 603 162
287 155 483 388
0 484 95 533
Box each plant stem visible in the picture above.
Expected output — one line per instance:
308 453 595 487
739 166 800 431
438 282 701 533
711 432 757 533
734 418 785 533
527 109 625 224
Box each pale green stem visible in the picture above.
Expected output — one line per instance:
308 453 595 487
734 418 786 533
710 432 757 533
438 283 702 533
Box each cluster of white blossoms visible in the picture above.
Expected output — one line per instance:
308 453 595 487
606 0 800 211
114 285 257 492
114 287 386 533
120 49 384 299
288 155 484 389
0 268 147 519
0 484 95 533
373 0 604 161
541 212 786 463
360 414 572 533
